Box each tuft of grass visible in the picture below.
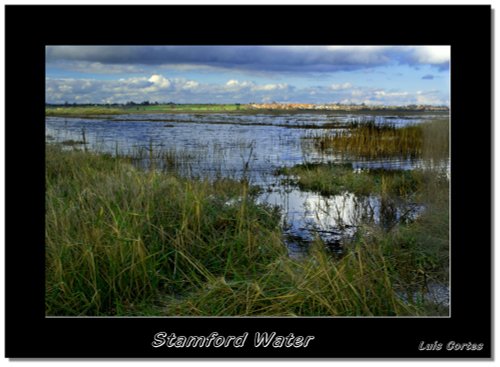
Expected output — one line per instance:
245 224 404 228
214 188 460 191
308 119 449 161
277 162 425 198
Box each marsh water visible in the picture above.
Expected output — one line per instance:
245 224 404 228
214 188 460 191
46 111 450 308
45 112 448 259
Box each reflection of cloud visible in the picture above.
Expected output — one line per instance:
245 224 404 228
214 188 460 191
264 189 374 231
262 187 422 245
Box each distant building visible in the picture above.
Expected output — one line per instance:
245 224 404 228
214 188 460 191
246 103 449 112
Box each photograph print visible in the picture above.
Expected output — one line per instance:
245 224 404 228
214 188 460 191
45 45 450 317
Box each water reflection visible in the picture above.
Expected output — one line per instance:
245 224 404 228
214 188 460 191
258 185 423 257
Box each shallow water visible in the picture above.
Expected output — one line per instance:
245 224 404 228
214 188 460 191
46 112 449 175
257 184 423 257
46 112 447 251
100 111 447 127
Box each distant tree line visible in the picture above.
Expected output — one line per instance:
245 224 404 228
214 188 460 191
45 101 163 107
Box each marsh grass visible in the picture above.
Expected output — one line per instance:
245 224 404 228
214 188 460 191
277 163 424 198
367 176 449 314
160 208 449 317
309 119 449 160
129 144 200 173
46 145 284 315
46 144 448 316
161 240 423 316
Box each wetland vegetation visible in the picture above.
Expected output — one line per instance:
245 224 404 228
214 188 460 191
46 110 450 316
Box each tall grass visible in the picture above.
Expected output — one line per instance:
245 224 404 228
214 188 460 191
309 119 449 161
162 240 424 316
46 145 284 315
46 145 448 316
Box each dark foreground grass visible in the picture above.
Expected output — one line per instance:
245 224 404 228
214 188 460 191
46 145 448 316
46 145 283 315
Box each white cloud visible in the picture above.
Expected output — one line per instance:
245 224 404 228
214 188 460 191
374 90 409 98
182 80 199 90
58 85 73 93
252 83 288 91
148 74 171 89
45 76 448 106
331 82 352 91
411 46 450 64
415 89 447 105
225 80 255 90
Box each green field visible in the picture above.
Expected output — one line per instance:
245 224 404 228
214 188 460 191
45 104 250 116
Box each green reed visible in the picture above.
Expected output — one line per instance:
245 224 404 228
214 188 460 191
309 119 449 161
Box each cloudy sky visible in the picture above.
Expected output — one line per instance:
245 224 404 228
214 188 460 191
46 46 450 106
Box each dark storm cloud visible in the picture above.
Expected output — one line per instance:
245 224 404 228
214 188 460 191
46 46 450 73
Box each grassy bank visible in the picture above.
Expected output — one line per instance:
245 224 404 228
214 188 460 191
46 145 448 316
